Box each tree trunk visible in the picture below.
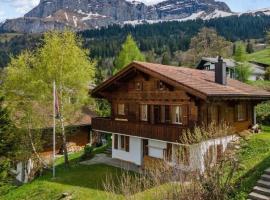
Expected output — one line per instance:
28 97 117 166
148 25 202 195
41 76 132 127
59 116 69 167
27 121 48 168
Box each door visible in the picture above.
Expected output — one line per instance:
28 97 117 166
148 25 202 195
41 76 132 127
154 105 161 124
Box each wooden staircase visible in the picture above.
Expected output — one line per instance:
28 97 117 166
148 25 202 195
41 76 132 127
248 168 270 200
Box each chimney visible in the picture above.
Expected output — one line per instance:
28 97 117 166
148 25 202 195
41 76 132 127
215 56 227 85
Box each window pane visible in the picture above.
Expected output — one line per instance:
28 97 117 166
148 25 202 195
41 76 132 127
118 104 125 115
172 106 182 124
140 105 148 121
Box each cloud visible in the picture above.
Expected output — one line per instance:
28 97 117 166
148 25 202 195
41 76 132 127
2 0 39 15
0 10 5 22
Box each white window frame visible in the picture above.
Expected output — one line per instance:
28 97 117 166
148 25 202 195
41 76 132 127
140 104 148 121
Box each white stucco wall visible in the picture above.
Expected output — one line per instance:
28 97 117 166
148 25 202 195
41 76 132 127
171 135 237 173
148 140 167 159
112 134 142 166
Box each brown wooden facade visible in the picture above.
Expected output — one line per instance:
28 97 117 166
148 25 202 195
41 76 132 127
92 68 256 142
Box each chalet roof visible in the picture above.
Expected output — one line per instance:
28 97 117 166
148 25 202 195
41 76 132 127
92 61 270 100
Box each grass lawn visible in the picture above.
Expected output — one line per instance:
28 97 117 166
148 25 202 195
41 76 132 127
247 48 270 65
232 126 270 199
0 145 124 200
2 129 270 200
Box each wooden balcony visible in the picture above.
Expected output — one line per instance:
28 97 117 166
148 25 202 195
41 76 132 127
92 117 186 142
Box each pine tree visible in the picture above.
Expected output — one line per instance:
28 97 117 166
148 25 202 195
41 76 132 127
113 34 145 74
0 95 16 185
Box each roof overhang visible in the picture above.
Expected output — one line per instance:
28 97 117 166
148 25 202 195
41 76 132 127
91 62 208 100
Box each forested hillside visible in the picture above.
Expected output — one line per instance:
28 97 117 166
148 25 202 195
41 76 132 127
1 14 270 68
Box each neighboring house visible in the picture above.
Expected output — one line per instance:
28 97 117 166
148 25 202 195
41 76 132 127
13 106 97 184
197 57 269 81
91 60 270 172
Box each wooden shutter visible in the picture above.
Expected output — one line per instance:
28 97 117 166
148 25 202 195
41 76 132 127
166 143 172 162
182 105 189 125
125 136 130 152
114 134 118 150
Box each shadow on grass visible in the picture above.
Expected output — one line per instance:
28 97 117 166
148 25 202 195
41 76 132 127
45 151 123 192
232 155 270 197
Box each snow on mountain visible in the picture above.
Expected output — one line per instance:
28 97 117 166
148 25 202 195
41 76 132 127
1 0 269 33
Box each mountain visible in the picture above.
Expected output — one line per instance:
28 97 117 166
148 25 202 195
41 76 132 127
0 0 232 33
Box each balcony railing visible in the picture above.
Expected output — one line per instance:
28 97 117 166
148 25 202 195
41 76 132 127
92 117 186 142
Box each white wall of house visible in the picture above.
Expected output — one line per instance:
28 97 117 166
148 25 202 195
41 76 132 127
148 140 167 159
112 134 142 166
171 135 236 173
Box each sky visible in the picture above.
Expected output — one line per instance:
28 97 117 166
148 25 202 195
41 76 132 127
1 0 270 22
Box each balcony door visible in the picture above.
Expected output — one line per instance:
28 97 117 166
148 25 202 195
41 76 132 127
154 105 161 124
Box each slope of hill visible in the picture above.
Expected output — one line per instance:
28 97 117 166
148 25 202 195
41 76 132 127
247 48 270 65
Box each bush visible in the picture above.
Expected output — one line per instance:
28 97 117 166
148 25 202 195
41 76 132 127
256 101 270 125
81 145 94 161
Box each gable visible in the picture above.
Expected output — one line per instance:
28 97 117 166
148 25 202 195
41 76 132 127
92 63 207 100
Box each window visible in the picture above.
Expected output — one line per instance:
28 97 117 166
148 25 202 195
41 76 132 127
135 82 143 91
172 106 182 124
114 134 118 150
157 80 166 90
119 135 130 152
117 104 125 116
237 103 247 121
140 104 148 121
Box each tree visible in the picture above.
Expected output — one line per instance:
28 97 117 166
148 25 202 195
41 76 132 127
113 34 145 74
235 62 252 83
234 42 247 62
265 67 270 80
246 40 254 54
182 28 232 66
161 51 171 65
0 95 16 185
3 31 96 168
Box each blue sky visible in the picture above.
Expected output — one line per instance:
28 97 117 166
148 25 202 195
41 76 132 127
1 0 270 22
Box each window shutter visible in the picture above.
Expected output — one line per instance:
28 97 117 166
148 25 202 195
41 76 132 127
166 143 172 162
182 105 189 125
125 136 130 152
114 134 118 150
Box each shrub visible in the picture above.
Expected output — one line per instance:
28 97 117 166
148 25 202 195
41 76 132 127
81 145 94 160
256 101 270 125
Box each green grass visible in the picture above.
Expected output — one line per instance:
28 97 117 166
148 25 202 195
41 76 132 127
0 144 122 200
232 126 270 199
247 48 270 65
2 129 270 200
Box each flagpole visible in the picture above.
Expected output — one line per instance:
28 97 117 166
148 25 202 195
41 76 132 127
53 81 56 178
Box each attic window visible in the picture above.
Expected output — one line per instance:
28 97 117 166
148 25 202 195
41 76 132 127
157 81 166 91
135 82 143 91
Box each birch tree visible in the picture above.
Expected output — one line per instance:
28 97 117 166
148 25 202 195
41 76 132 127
3 31 96 167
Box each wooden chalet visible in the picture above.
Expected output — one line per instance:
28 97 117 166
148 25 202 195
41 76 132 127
91 59 270 172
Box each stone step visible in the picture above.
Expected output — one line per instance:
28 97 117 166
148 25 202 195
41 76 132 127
257 180 270 189
262 175 270 182
264 168 270 176
248 192 270 200
253 186 270 196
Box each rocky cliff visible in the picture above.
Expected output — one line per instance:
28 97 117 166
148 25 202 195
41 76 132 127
1 0 232 33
